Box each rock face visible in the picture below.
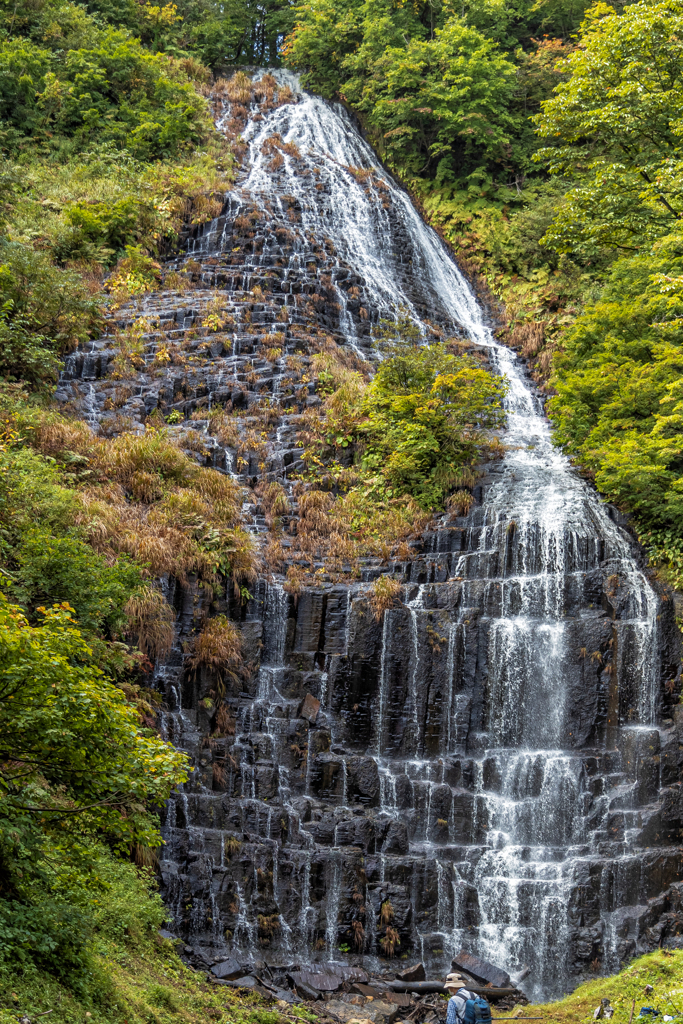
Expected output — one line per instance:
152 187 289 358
57 70 683 1000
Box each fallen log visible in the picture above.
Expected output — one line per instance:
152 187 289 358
388 981 520 998
388 982 446 994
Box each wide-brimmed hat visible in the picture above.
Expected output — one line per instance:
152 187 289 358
444 973 466 993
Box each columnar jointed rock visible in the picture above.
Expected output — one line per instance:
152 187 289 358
58 70 683 1001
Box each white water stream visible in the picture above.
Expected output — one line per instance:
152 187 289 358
167 71 664 999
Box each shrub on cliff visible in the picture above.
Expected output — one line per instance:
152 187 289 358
184 614 244 695
290 326 506 569
360 334 507 508
0 244 102 390
302 325 506 512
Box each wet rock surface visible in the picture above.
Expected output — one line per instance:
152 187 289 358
166 947 527 1021
59 71 683 1001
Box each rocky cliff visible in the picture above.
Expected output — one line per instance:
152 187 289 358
56 69 683 1001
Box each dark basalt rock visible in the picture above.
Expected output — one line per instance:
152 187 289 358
57 71 683 1003
211 957 243 979
451 952 510 988
397 963 426 982
299 693 321 724
289 970 344 992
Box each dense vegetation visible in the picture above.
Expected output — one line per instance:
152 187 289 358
0 0 276 1004
266 325 507 580
0 386 259 995
305 322 507 503
0 860 311 1024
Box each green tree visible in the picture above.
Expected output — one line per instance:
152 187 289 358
0 596 187 979
348 17 518 184
535 0 683 254
0 242 102 348
287 0 553 192
0 597 186 855
11 530 144 634
548 234 683 528
0 28 210 158
0 243 102 390
0 39 51 135
284 0 364 96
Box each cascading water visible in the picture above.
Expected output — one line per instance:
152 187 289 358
61 71 682 1000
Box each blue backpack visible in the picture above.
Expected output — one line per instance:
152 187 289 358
464 997 492 1024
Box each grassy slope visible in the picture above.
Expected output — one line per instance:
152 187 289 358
0 930 317 1024
497 950 683 1024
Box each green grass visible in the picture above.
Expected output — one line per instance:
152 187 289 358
4 942 680 1024
499 950 683 1024
0 929 316 1024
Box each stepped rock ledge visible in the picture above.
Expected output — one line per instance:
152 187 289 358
57 70 683 1001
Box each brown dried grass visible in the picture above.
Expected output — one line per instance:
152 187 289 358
380 898 394 925
509 320 545 358
446 489 475 518
124 585 175 660
277 85 295 106
368 576 403 621
133 844 160 868
184 615 243 692
380 924 400 957
215 704 235 735
73 455 250 583
19 413 94 461
536 343 557 373
129 470 164 503
225 71 253 105
256 480 290 518
207 410 241 448
296 489 335 546
163 270 191 293
94 430 194 489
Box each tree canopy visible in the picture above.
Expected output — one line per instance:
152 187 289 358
285 0 588 195
535 0 683 254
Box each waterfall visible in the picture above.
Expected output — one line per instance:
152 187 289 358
152 70 681 1001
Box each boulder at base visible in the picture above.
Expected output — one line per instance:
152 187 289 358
451 952 511 989
396 963 426 983
211 957 243 980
